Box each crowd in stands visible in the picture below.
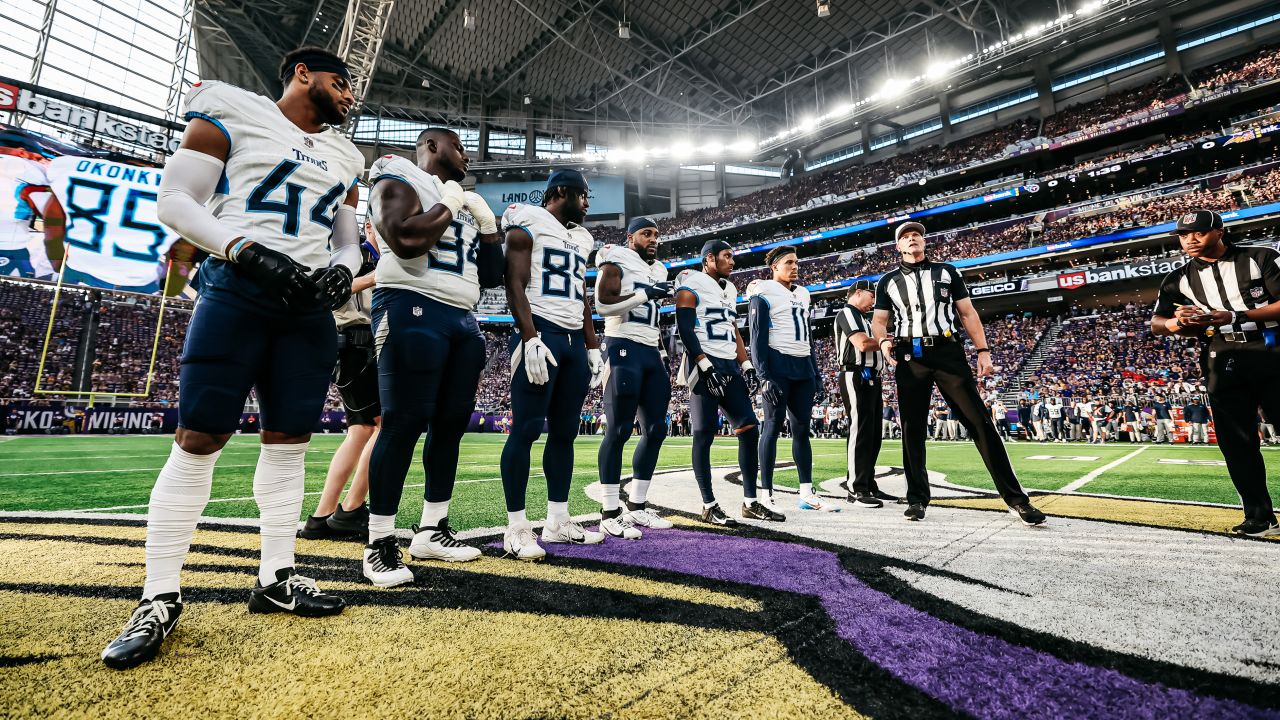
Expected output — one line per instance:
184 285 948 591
1191 45 1280 90
90 300 187 400
0 280 89 400
1041 76 1187 139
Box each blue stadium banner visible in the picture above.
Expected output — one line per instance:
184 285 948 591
474 174 626 216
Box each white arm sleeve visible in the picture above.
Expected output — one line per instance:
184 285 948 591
328 204 360 274
594 292 648 316
156 148 239 259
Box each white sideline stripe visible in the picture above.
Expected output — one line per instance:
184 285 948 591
1061 446 1150 493
0 461 336 478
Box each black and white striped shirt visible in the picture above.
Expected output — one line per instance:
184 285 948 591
873 260 968 337
835 304 882 370
1154 245 1280 334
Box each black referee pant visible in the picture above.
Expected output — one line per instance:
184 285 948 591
1204 339 1280 522
838 369 883 495
894 341 1029 507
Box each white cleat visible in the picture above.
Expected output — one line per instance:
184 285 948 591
623 507 674 529
541 517 605 545
363 536 415 588
798 495 842 512
408 519 482 562
503 525 546 561
600 513 642 540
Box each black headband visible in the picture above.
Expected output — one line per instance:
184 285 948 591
283 52 352 83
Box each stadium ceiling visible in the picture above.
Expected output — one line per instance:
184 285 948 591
196 0 1067 135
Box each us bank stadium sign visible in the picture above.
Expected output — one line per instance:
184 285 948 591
1055 257 1188 291
0 80 181 155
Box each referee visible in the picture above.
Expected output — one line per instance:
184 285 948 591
1151 210 1280 537
835 280 899 507
871 221 1045 525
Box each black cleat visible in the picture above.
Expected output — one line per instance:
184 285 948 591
872 489 903 504
849 492 883 508
742 500 787 522
298 514 342 540
1009 502 1047 526
101 593 182 670
327 503 369 538
904 503 926 521
248 569 346 617
700 504 738 527
1231 518 1280 537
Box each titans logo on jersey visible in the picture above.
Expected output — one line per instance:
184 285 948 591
749 279 812 356
46 156 179 290
367 154 483 311
597 243 667 346
503 203 593 330
676 269 739 361
181 81 365 305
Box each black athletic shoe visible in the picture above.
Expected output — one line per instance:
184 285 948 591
248 568 346 617
298 514 341 540
904 503 926 521
327 503 369 537
101 593 182 670
849 492 883 508
700 504 738 527
1231 518 1280 537
742 500 786 522
1010 502 1047 526
872 489 903 504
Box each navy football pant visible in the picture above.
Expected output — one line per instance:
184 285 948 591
367 291 484 517
500 322 591 512
179 293 336 436
759 375 816 492
598 338 670 489
689 357 760 504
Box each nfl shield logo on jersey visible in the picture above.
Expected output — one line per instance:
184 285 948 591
413 306 423 317
303 137 314 148
1251 287 1265 299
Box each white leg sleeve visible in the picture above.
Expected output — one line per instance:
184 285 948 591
143 443 221 599
253 443 309 585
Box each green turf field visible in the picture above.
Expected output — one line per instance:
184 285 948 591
0 433 1266 529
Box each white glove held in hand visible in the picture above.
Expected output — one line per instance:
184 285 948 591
588 348 605 389
438 180 466 217
463 191 498 234
513 335 558 385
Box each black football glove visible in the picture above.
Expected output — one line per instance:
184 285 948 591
741 367 760 394
311 265 354 311
702 369 732 398
762 380 784 405
643 281 675 301
234 242 318 311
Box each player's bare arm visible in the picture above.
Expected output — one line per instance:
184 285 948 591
871 309 895 367
370 178 455 259
504 226 537 341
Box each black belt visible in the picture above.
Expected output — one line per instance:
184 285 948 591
1214 330 1262 343
896 335 955 347
339 325 374 348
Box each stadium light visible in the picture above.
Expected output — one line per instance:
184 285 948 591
729 138 756 154
816 0 830 18
617 21 631 39
670 141 694 157
878 78 911 100
797 116 820 133
702 141 725 156
464 8 476 30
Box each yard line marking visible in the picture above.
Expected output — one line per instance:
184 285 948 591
1061 446 1150 493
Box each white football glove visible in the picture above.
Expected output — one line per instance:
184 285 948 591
588 347 605 389
463 191 498 234
438 180 465 217
512 335 557 385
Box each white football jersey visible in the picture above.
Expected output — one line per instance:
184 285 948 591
503 203 592 330
676 269 739 361
598 243 667 346
181 81 365 273
750 279 811 357
0 156 49 251
47 156 180 287
368 154 484 310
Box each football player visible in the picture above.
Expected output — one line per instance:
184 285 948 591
298 217 381 542
360 129 504 586
749 246 835 512
674 240 782 526
500 169 605 560
101 47 365 670
0 153 51 278
593 217 675 539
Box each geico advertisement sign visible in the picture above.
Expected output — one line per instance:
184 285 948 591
1057 257 1188 290
0 83 179 154
970 280 1023 297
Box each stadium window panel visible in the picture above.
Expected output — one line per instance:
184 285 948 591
902 118 943 140
1050 45 1165 92
535 135 573 159
488 130 526 156
950 87 1038 125
723 164 781 177
1177 7 1280 50
807 144 864 170
586 143 610 156
680 164 717 172
869 132 897 150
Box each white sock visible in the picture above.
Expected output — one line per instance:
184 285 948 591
143 443 220 599
630 478 651 504
800 482 813 498
254 443 309 586
547 500 570 525
602 484 620 512
703 501 718 510
507 509 528 528
420 500 450 529
368 513 396 544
